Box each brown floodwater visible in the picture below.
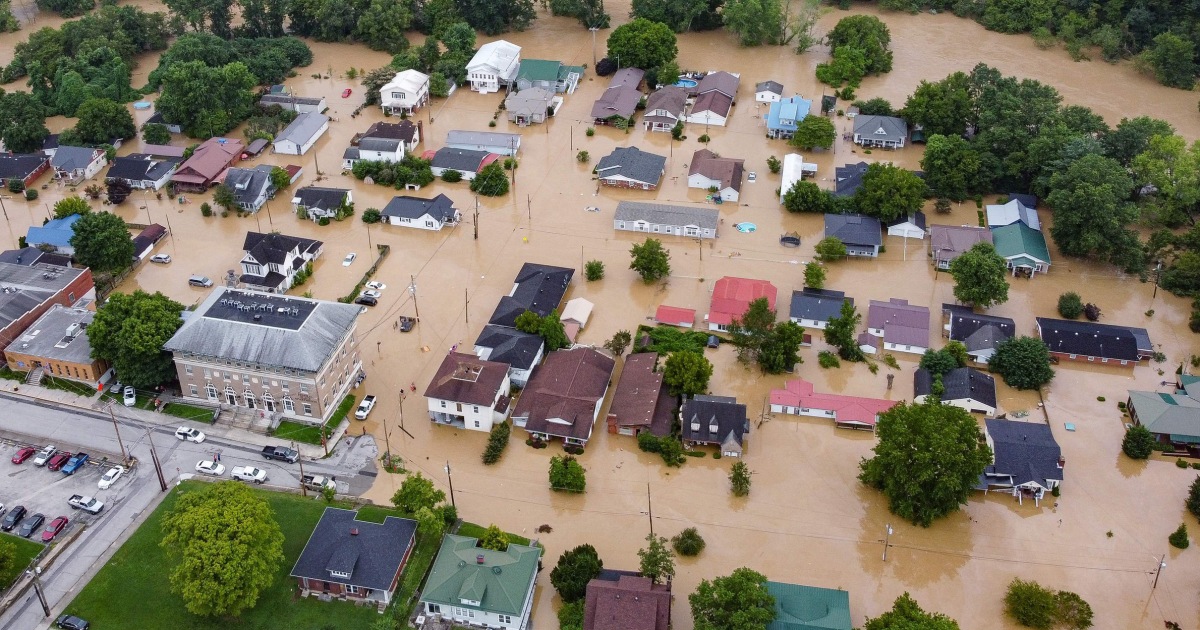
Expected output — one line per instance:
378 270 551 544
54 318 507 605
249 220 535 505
3 3 1200 628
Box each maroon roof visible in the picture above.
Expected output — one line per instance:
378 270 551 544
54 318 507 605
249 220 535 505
583 574 671 630
423 352 509 406
608 353 672 434
172 138 244 185
514 347 615 440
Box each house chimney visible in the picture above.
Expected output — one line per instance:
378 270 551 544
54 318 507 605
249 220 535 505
350 528 359 536
476 554 485 564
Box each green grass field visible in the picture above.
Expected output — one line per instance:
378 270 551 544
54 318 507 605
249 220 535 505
272 395 356 445
62 481 401 630
0 532 44 591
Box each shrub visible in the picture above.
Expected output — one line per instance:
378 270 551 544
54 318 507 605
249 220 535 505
585 127 595 137
441 170 463 183
1004 579 1056 629
698 134 710 143
503 157 518 170
1178 458 1190 468
488 120 497 127
1083 303 1102 321
584 260 604 281
6 179 23 193
1187 476 1200 519
671 527 705 556
1121 425 1154 459
361 208 382 224
576 150 590 163
818 351 840 369
1096 396 1105 402
1170 523 1189 549
24 189 37 201
482 421 511 465
766 156 781 174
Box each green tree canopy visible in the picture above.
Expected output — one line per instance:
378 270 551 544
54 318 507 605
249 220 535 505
782 181 833 214
826 14 893 75
789 115 836 151
157 60 257 138
70 211 134 273
987 336 1054 390
803 261 825 289
550 544 603 603
455 0 536 36
478 524 510 551
1121 424 1155 459
54 196 92 218
1046 153 1142 271
1056 291 1083 318
354 0 412 52
663 351 713 397
630 237 671 283
689 567 776 630
815 236 847 262
606 18 678 71
920 134 984 201
901 73 971 138
1004 579 1057 629
0 91 50 154
918 348 959 379
729 461 752 496
1131 133 1200 227
948 242 1010 308
863 593 961 630
391 472 446 515
71 97 135 144
88 290 184 388
824 298 863 361
758 321 804 374
470 161 510 196
142 122 172 145
549 455 586 492
859 399 993 526
1143 32 1198 90
854 163 927 223
1102 116 1175 167
630 0 714 32
815 45 867 87
723 0 785 46
637 533 675 584
160 482 284 617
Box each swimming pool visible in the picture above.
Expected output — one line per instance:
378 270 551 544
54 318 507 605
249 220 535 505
735 223 757 233
674 78 699 89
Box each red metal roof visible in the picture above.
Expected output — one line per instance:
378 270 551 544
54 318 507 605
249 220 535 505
708 276 777 326
770 378 897 427
654 305 695 326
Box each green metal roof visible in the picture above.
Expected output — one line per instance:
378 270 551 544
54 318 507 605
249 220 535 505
517 59 564 83
990 223 1051 266
765 581 852 630
419 535 540 616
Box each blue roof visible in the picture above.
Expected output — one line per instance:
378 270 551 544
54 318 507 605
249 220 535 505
26 214 82 248
766 96 812 132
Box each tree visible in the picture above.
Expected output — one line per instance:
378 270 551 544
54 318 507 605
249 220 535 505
390 472 446 515
637 533 674 584
814 236 846 262
723 0 784 46
630 0 711 33
803 261 825 289
689 567 776 630
1004 579 1056 629
1047 153 1142 271
853 97 894 116
584 260 604 281
788 115 835 150
141 122 172 145
1052 591 1093 630
630 237 671 283
901 73 972 138
549 455 586 492
1121 425 1155 459
0 91 50 153
671 527 705 556
948 242 1009 308
160 482 284 617
415 506 446 543
53 196 91 218
988 336 1054 390
919 348 958 379
157 60 257 138
824 299 863 361
729 461 751 496
362 208 382 224
606 18 678 71
1142 32 1197 90
87 290 183 388
550 544 603 603
1057 292 1083 318
826 14 892 75
478 524 510 551
354 0 412 52
455 0 536 36
815 45 868 88
514 310 542 334
70 211 134 273
547 0 609 28
727 297 776 365
558 600 585 630
1131 133 1200 227
759 321 805 374
106 178 133 205
1189 476 1200 520
920 134 983 201
71 98 135 144
944 340 969 367
470 161 509 196
36 0 94 17
853 162 927 223
604 330 632 356
1168 522 1190 550
859 399 992 526
1102 116 1175 167
212 183 237 212
440 21 475 54
782 181 833 213
539 309 570 351
663 351 712 396
864 593 961 630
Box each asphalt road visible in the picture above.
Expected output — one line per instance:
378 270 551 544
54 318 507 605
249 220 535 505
0 393 376 630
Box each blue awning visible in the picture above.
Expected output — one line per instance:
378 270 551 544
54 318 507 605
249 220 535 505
1169 434 1200 444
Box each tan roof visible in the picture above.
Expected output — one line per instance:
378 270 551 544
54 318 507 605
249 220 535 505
423 352 509 406
690 90 733 118
645 86 688 116
688 149 744 192
929 225 993 262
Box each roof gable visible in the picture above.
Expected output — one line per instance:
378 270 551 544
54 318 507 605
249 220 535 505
824 213 882 246
290 508 417 591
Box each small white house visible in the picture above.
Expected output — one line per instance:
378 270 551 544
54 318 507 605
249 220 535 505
342 137 405 170
885 212 927 239
273 113 329 156
424 352 512 433
380 194 461 231
465 40 521 93
755 80 783 103
778 153 817 203
50 146 107 183
380 70 431 115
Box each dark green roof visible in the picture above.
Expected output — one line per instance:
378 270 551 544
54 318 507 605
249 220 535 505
990 223 1050 265
765 581 852 630
517 59 564 83
419 535 540 616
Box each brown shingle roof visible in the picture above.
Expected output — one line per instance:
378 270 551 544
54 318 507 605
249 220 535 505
688 149 744 192
583 574 671 630
423 352 509 406
608 353 672 433
172 138 244 185
689 90 733 118
514 347 615 440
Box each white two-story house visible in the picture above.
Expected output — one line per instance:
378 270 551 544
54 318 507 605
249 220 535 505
465 40 521 93
380 70 431 115
419 534 540 630
424 352 511 432
239 231 324 294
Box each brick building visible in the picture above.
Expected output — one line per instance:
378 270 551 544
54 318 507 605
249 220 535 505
4 305 109 383
0 262 95 356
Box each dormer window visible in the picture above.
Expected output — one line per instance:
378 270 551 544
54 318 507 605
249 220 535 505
329 570 351 579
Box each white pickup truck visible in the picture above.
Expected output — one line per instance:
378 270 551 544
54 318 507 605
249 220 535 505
68 494 104 514
231 466 268 484
354 395 377 420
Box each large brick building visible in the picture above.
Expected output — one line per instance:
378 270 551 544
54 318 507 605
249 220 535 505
4 305 109 383
0 261 95 356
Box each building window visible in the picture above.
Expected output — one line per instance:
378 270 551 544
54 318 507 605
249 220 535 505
189 385 199 396
474 421 480 428
427 604 441 614
303 403 312 416
499 614 512 624
184 365 193 375
346 584 360 594
473 406 479 413
284 397 294 413
300 384 309 394
205 384 217 400
440 401 447 409
282 382 290 392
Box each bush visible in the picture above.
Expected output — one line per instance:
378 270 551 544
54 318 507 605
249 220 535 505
1187 476 1200 519
584 260 604 281
1096 396 1105 402
698 134 710 143
318 217 330 226
1121 425 1155 459
200 202 213 217
1178 458 1190 468
638 432 686 467
24 189 37 201
1169 522 1189 549
1004 579 1057 629
7 179 23 193
441 170 463 183
766 156 781 174
576 150 590 163
585 127 595 137
818 351 840 369
503 157 518 170
671 527 705 556
482 421 511 465
361 208 382 224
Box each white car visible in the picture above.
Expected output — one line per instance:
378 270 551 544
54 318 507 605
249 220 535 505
365 281 386 291
342 253 357 266
32 445 56 467
360 289 382 299
122 386 136 407
747 171 757 182
195 460 225 476
150 254 172 264
175 427 206 443
98 466 125 489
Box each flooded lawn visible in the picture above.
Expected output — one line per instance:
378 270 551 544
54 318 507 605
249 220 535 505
3 2 1200 628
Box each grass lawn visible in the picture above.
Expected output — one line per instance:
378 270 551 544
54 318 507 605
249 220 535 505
456 522 536 548
100 391 158 411
161 402 218 423
38 375 98 397
635 324 711 355
0 366 26 382
0 532 43 590
62 481 397 630
272 395 356 445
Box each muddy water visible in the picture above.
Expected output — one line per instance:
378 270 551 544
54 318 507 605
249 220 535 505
3 3 1200 628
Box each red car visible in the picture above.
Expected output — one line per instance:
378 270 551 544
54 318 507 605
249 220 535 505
341 88 352 98
11 447 36 464
41 516 68 542
47 452 72 471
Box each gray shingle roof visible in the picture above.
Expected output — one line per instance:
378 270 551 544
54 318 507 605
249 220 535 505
681 394 748 447
943 304 1014 354
289 508 417 592
381 194 458 222
242 231 322 265
358 137 403 153
697 71 739 98
915 367 997 409
824 213 882 247
614 201 718 230
275 112 329 146
834 162 869 197
224 165 275 207
645 86 688 116
984 419 1063 487
50 146 101 171
853 115 908 143
789 288 852 323
292 187 349 212
106 154 180 182
596 147 666 186
0 154 47 181
164 287 359 372
755 80 783 95
430 147 492 172
487 263 574 327
445 130 520 150
1035 317 1149 361
474 325 543 371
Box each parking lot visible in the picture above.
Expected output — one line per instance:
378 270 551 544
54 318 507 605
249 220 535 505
1 441 128 543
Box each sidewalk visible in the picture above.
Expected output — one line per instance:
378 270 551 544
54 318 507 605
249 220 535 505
0 380 334 461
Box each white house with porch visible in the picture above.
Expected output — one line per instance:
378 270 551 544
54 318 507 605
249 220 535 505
423 352 511 432
380 70 430 115
465 40 521 93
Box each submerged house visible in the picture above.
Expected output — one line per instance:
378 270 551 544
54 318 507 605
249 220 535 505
681 395 749 457
979 419 1064 505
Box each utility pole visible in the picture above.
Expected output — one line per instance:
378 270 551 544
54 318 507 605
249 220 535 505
646 483 654 536
294 441 307 497
146 430 167 492
254 208 262 232
1153 554 1166 590
445 461 456 509
106 403 129 464
473 194 479 240
409 275 420 321
527 194 532 226
264 199 274 225
27 567 50 617
314 149 321 176
366 220 372 250
882 524 893 561
398 389 413 439
464 288 469 326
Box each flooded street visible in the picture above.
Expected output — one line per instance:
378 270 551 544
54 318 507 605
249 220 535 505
3 2 1200 628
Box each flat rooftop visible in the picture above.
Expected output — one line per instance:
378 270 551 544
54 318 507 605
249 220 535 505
203 289 318 331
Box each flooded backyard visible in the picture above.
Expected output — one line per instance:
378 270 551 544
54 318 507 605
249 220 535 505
3 2 1200 628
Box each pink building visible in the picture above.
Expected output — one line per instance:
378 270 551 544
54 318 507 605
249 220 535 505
769 378 897 430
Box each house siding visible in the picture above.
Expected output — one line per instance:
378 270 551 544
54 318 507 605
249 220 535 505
427 372 510 433
613 219 715 239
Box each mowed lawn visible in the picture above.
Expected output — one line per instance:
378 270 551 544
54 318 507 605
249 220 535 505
0 532 44 590
63 481 397 630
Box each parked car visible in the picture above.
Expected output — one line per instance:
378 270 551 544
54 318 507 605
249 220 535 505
342 253 357 266
55 614 90 630
41 516 68 542
62 452 89 475
355 395 377 420
122 385 136 407
342 88 352 98
261 446 299 463
47 452 72 471
398 316 414 332
175 427 206 443
232 466 268 484
67 495 104 514
366 281 386 290
97 466 125 489
11 446 36 464
18 513 44 538
747 171 757 182
360 289 382 299
188 275 213 287
1 505 26 531
195 460 225 476
354 295 377 307
150 254 172 264
32 445 56 466
707 335 720 348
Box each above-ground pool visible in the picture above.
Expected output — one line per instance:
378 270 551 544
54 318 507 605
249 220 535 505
133 101 152 110
674 78 699 89
735 223 757 233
